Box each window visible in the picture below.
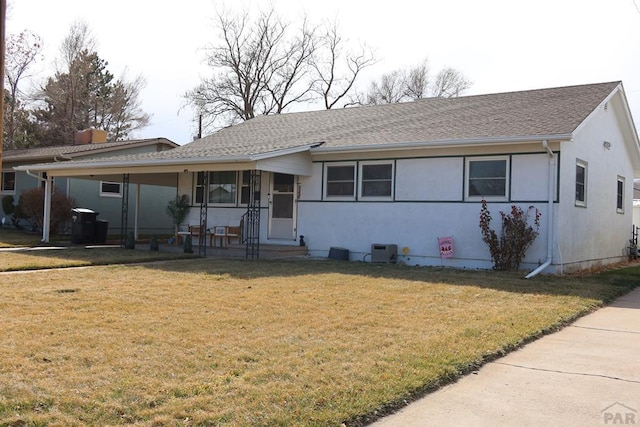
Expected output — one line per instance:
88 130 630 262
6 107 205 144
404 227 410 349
195 171 237 204
617 176 625 213
240 170 251 205
1 171 16 194
575 160 587 206
100 181 122 197
359 162 393 198
466 157 508 200
325 163 356 198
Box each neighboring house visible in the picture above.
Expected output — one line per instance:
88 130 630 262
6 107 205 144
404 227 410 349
14 82 640 274
3 132 179 237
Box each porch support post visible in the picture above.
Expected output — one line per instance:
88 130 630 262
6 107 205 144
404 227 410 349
198 171 208 257
120 173 130 248
245 170 261 259
42 174 53 243
134 183 140 240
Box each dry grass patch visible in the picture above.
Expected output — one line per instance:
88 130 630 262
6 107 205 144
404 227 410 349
0 247 195 272
0 259 637 426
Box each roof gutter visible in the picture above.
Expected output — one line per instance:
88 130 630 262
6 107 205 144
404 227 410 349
24 169 47 182
310 134 573 154
526 139 556 279
13 143 321 174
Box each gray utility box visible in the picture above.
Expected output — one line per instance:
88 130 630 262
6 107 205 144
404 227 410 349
371 244 398 263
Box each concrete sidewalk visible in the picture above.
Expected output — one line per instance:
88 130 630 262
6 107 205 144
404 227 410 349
371 287 640 427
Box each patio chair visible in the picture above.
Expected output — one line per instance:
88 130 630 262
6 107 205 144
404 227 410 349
189 225 207 246
226 219 243 245
176 224 191 244
210 226 228 248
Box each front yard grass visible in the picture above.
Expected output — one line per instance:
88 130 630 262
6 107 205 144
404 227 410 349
0 228 193 271
0 247 195 272
0 258 638 426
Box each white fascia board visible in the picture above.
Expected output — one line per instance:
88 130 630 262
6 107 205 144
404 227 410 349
13 155 253 174
248 144 317 161
571 83 621 137
309 134 573 155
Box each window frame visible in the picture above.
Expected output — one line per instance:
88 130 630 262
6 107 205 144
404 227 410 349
1 171 16 194
239 170 251 205
575 159 587 207
194 171 238 206
324 162 357 200
100 181 122 198
465 156 509 201
358 161 394 200
617 176 625 214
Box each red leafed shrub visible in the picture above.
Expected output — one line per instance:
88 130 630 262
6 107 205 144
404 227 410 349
479 199 541 271
17 187 77 234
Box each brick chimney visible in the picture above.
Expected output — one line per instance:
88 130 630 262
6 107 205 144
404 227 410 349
74 129 108 145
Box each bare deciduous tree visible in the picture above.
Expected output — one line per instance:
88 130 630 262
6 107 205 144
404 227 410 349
432 67 472 98
185 8 376 131
3 29 42 148
365 70 406 105
186 7 317 130
362 59 471 105
310 20 376 110
404 59 430 99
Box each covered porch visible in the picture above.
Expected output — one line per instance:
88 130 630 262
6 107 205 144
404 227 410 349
14 145 314 259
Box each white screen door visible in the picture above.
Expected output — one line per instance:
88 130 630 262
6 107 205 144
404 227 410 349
269 173 296 239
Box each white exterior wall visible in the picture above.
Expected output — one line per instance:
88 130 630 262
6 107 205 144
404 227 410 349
556 98 636 272
298 148 554 269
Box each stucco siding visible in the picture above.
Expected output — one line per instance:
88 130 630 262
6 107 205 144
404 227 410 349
557 98 634 271
395 158 464 201
297 201 549 269
510 153 557 201
297 150 553 269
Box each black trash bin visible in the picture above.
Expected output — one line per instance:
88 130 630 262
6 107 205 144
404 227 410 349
71 208 98 244
94 220 109 244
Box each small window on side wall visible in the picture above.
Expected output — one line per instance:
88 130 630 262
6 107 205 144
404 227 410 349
100 181 122 198
575 160 587 207
1 171 16 194
466 157 508 200
617 176 625 213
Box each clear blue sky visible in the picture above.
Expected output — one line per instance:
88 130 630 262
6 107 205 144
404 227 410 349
7 0 640 145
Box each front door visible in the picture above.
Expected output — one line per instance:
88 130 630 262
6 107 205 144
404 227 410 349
268 173 296 240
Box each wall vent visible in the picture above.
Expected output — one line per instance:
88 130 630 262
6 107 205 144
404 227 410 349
371 244 397 263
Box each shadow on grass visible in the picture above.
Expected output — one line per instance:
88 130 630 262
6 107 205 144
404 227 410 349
142 256 640 303
0 245 198 272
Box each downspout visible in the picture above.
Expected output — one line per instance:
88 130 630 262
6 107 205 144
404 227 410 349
526 140 555 279
25 169 52 243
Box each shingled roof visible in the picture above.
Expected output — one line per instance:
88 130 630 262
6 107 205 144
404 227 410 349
4 137 178 163
170 80 621 159
14 82 629 173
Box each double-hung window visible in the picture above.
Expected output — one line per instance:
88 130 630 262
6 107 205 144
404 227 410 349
575 160 587 207
617 176 625 213
359 162 394 199
466 157 509 200
325 163 356 198
1 171 16 194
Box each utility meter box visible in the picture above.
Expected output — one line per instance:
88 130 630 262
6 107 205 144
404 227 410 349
371 244 397 263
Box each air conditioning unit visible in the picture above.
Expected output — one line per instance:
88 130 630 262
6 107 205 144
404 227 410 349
371 244 397 263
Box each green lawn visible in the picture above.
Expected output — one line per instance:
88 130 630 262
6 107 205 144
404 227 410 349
0 253 638 426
